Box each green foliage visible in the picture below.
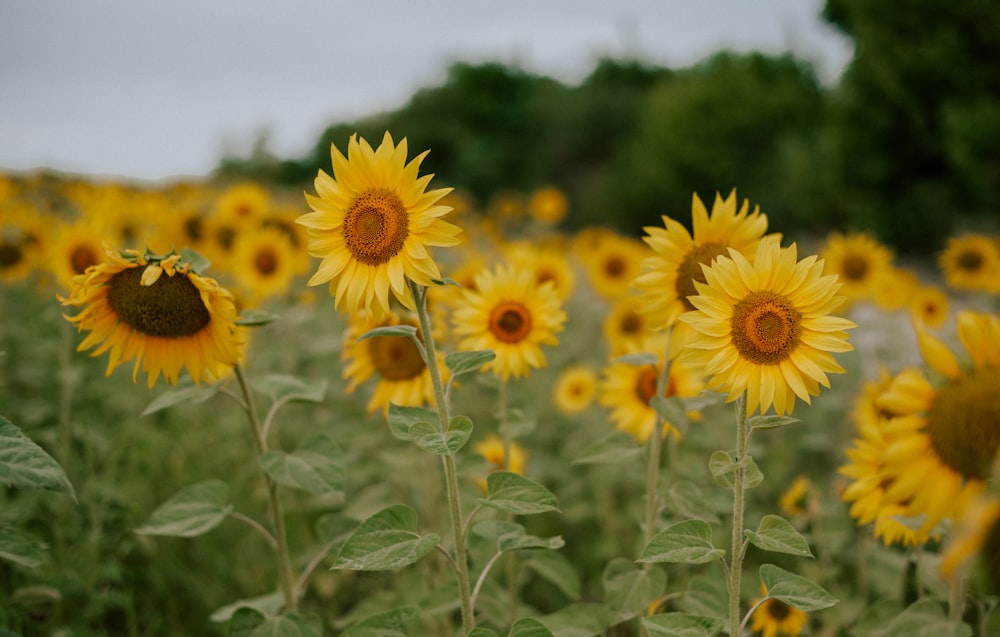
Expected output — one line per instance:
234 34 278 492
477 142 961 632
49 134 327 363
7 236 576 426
0 416 75 500
134 480 233 538
331 505 440 571
636 520 726 565
641 612 725 637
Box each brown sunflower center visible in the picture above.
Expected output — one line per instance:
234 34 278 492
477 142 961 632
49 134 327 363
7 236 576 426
489 301 533 344
343 188 409 266
621 311 643 335
0 241 23 267
957 250 984 272
635 365 675 405
70 244 100 274
676 242 729 310
183 216 204 242
216 226 236 250
925 367 1000 480
766 599 792 621
730 290 802 365
368 332 426 381
604 255 626 277
106 266 211 338
842 254 869 281
254 248 278 276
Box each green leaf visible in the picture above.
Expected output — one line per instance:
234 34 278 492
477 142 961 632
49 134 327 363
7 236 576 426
251 374 327 404
472 520 564 551
637 519 726 564
641 612 725 637
389 412 472 455
141 379 219 416
135 480 233 537
356 325 418 341
0 417 76 500
880 599 972 637
260 431 346 498
650 395 689 435
0 526 47 568
210 592 285 622
603 557 667 624
235 309 278 327
340 605 420 637
680 391 727 412
248 612 323 637
468 630 499 637
612 353 659 366
664 481 720 524
744 515 813 557
573 432 644 465
523 550 582 600
387 403 438 438
499 407 536 439
179 247 212 274
759 564 838 611
708 451 763 490
508 618 555 637
481 471 559 515
431 276 463 288
748 415 801 431
445 349 496 376
332 505 440 571
539 603 610 637
225 607 267 637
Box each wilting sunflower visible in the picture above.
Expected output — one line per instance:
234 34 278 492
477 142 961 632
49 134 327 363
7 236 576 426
341 311 445 415
819 231 894 308
60 248 244 388
451 263 567 381
941 491 1000 591
679 237 856 416
634 189 772 333
579 231 648 301
598 357 703 443
939 233 1000 293
552 364 599 416
473 433 527 492
298 132 462 319
877 311 1000 535
229 225 300 305
749 584 808 637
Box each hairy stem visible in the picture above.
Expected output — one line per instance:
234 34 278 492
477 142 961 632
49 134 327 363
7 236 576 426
728 394 749 637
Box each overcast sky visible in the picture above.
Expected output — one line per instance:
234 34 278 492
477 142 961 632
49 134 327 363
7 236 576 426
0 0 852 182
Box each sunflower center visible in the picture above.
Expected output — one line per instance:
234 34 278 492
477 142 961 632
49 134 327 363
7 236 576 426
0 241 23 267
368 333 426 381
676 242 729 310
635 366 675 405
343 188 409 266
106 266 211 338
621 311 643 335
604 256 625 277
489 301 533 344
216 226 236 250
730 290 802 365
184 216 204 242
957 250 983 272
766 599 792 621
842 255 869 281
254 248 278 276
70 244 100 274
925 368 1000 480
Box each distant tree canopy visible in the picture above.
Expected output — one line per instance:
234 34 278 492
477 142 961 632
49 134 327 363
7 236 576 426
215 2 1000 255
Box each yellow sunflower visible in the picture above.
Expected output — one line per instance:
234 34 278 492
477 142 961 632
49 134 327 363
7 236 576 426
939 233 1000 293
634 189 773 333
0 203 47 283
603 295 656 357
908 284 950 328
451 263 567 381
341 311 445 415
552 364 598 416
579 231 649 301
212 182 271 228
819 231 894 307
941 491 1000 590
749 584 808 637
778 475 817 518
528 186 568 225
229 225 300 306
298 132 462 319
877 311 1000 535
47 219 110 291
473 433 527 492
871 267 919 313
598 357 703 443
504 239 576 301
60 248 245 388
679 237 856 417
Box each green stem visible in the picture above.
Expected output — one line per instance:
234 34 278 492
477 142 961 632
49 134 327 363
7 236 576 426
234 363 298 613
948 575 966 623
729 394 749 637
643 353 671 553
409 279 474 634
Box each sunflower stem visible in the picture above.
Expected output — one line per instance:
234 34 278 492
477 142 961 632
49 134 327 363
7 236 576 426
233 363 298 613
644 345 672 555
729 393 749 637
409 279 475 634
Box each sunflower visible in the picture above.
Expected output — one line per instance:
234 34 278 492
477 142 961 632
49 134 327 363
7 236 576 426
528 186 568 225
749 584 808 637
579 231 648 300
939 233 1000 293
634 189 773 334
552 364 598 416
47 219 110 291
60 248 245 388
941 492 1000 591
908 284 950 329
819 231 894 307
451 263 567 381
473 433 527 492
298 132 462 319
778 475 817 518
229 225 300 306
212 182 271 228
603 295 656 357
0 203 47 283
341 311 445 415
598 357 703 443
679 237 856 417
504 239 576 301
877 311 1000 535
871 267 918 313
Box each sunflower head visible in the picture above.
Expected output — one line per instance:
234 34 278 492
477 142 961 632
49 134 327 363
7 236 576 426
749 584 809 637
552 364 598 416
298 132 462 319
939 233 1000 293
819 231 894 307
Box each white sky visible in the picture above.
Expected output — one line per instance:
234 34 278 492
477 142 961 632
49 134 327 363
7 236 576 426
0 0 852 182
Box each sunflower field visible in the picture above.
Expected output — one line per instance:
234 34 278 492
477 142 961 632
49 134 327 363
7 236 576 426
2 119 1000 637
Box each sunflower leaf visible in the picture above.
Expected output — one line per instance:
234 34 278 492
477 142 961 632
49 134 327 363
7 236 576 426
650 395 689 435
356 325 418 341
637 519 726 564
251 374 327 405
744 515 813 557
0 526 48 569
467 629 499 637
179 247 211 274
748 415 802 431
612 352 659 366
135 480 233 537
641 612 726 637
340 605 421 637
573 432 644 465
681 391 727 412
235 309 278 327
759 564 838 611
472 520 564 551
141 379 219 416
444 349 496 376
508 618 556 637
244 612 323 637
210 591 284 623
481 471 559 515
708 451 763 490
259 432 346 499
499 407 536 439
603 557 667 625
0 417 76 501
331 505 439 571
